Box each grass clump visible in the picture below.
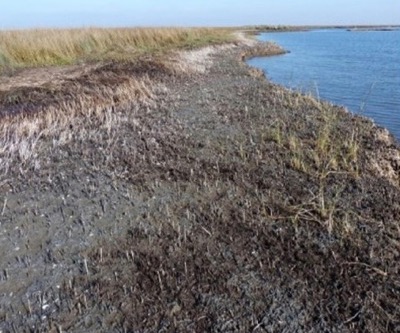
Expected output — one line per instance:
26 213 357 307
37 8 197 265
268 93 360 180
0 27 233 71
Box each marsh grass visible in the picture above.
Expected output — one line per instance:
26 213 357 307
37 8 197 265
0 27 233 71
2 35 400 332
0 74 163 173
261 90 363 234
0 40 235 175
268 92 361 180
0 28 234 173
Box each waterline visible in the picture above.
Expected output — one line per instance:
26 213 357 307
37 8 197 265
248 29 400 141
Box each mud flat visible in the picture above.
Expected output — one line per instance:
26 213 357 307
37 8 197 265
0 36 399 332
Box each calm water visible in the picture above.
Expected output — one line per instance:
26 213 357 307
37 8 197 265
248 29 400 140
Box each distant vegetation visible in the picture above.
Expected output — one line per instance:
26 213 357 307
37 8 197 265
244 25 308 34
0 27 233 72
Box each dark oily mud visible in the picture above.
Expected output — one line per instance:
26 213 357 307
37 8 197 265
0 43 399 332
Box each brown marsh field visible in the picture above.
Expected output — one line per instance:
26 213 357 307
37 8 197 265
0 27 399 332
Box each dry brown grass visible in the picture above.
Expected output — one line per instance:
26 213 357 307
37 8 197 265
0 40 237 175
0 27 236 175
0 27 233 71
0 76 159 172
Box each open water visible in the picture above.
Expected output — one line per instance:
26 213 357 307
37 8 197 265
248 29 400 140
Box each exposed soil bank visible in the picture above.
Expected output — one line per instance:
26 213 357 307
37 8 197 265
0 39 399 332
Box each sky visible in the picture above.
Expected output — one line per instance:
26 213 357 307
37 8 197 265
0 0 399 29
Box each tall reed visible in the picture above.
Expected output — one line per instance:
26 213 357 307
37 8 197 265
0 27 233 71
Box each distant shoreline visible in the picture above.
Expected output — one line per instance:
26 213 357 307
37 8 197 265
246 24 400 34
346 26 400 32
